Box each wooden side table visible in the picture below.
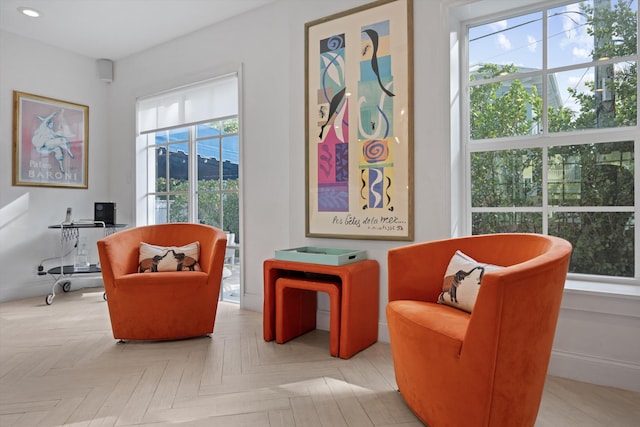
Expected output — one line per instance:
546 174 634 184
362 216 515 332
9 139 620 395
263 258 379 359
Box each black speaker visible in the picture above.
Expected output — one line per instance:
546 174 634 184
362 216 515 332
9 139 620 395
94 202 116 225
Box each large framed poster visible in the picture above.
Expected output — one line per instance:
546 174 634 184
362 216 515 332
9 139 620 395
305 0 413 240
13 91 89 189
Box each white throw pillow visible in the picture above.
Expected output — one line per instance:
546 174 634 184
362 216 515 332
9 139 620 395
437 250 502 313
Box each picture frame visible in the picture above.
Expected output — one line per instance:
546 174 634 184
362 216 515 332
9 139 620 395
12 91 89 189
305 0 414 241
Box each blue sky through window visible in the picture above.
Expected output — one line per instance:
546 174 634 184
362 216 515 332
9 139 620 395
154 125 239 164
469 0 638 114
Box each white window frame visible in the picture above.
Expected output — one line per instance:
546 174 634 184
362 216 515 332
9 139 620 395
135 73 240 227
457 0 639 284
140 118 239 226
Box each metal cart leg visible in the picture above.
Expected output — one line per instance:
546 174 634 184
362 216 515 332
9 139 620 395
45 277 68 305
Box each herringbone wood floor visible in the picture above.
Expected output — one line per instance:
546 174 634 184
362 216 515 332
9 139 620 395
1 287 639 426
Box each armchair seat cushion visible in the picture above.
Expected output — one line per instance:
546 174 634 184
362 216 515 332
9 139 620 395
388 300 469 343
114 271 209 288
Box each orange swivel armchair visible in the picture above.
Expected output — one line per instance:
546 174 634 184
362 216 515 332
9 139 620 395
97 223 227 341
386 233 572 427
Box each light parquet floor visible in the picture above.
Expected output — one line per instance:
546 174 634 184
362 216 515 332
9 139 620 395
0 287 638 426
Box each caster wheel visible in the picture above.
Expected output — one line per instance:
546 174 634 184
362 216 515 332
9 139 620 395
45 294 54 305
62 281 71 292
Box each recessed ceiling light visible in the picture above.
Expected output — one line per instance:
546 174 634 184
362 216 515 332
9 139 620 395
18 7 41 18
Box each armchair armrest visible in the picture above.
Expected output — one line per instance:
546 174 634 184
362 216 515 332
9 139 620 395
97 229 142 287
197 232 226 274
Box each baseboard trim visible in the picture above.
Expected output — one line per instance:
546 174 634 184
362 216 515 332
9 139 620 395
317 309 331 331
241 293 262 312
548 349 640 392
317 311 391 343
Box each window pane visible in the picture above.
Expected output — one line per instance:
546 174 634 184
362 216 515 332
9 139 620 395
222 118 239 135
472 212 543 234
469 75 542 139
201 118 239 135
469 11 542 80
197 192 221 227
222 192 240 239
154 130 167 145
550 212 634 277
197 139 220 191
205 120 223 135
154 195 167 224
548 67 595 131
547 2 592 69
548 61 637 132
222 135 239 189
196 123 219 139
168 146 188 192
153 147 167 192
548 141 634 207
168 194 188 223
548 1 638 69
154 126 189 145
471 149 542 207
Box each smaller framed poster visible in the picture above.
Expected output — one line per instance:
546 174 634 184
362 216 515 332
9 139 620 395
13 91 89 189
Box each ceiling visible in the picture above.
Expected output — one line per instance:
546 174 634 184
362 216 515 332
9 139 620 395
0 0 276 60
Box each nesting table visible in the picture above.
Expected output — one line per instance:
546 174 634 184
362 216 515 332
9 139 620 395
263 258 379 359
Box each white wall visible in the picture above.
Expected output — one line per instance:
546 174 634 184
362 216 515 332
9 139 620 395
0 31 111 301
0 0 637 392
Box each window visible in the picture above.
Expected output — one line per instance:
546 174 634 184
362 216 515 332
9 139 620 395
146 119 239 232
136 74 239 231
462 0 638 279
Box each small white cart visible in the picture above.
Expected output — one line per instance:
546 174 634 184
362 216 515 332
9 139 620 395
42 221 126 305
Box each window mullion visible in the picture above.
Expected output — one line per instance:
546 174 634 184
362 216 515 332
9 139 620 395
219 133 224 229
542 6 548 136
189 126 197 223
461 20 472 236
542 146 549 234
636 139 640 277
164 139 170 223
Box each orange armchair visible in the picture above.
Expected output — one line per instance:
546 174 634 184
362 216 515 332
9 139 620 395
386 233 572 427
97 223 227 341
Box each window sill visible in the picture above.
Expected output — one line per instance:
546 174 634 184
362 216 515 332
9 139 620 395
562 279 640 318
564 279 640 298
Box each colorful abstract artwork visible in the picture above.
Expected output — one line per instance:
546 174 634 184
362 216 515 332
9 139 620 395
317 34 349 212
359 20 395 212
306 0 413 240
